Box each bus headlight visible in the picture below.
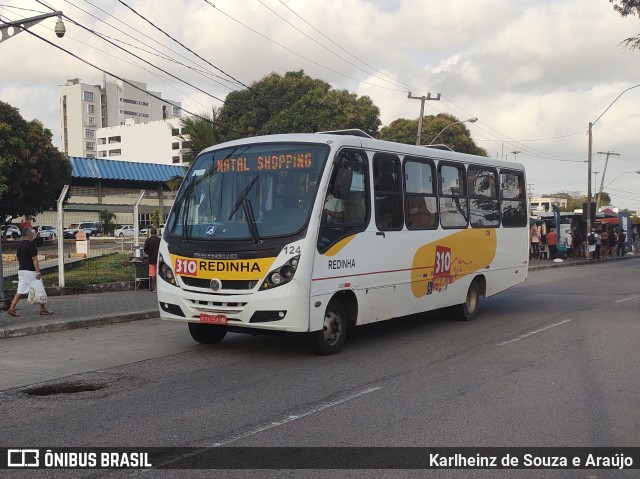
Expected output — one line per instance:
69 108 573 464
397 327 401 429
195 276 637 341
260 255 300 291
158 253 176 286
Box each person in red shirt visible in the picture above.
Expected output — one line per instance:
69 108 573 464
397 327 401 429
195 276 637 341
546 228 558 260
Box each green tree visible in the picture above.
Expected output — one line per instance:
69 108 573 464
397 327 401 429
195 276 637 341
178 109 223 164
216 70 381 140
0 101 71 225
379 113 487 155
151 209 160 229
610 0 640 49
99 209 117 235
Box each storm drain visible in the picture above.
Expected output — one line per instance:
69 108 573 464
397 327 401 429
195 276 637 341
24 382 105 396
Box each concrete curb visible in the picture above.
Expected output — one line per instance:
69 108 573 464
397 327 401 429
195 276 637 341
529 254 639 271
0 310 159 339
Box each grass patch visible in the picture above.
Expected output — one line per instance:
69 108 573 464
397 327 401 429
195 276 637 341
3 253 134 290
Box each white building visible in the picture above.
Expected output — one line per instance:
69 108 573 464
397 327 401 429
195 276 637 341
530 196 568 213
60 77 181 158
97 118 185 165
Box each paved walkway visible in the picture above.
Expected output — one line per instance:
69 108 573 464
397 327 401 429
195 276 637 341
0 253 637 340
0 289 159 339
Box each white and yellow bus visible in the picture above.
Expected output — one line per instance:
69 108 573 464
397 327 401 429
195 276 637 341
156 130 529 354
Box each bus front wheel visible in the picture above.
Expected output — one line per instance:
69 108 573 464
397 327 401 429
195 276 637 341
444 281 480 321
308 299 347 355
188 322 227 344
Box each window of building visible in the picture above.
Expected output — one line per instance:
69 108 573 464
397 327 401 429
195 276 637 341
438 163 468 228
83 91 94 102
373 153 403 231
109 149 121 156
468 166 499 228
172 142 180 150
404 158 437 230
88 116 96 126
500 170 527 227
85 129 95 139
85 141 95 151
172 156 181 164
87 104 95 114
171 128 180 136
108 136 121 144
98 138 106 145
86 153 96 158
172 106 181 116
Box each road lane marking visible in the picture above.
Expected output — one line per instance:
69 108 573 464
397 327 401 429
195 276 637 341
134 385 383 473
210 386 382 447
615 295 640 303
498 319 574 346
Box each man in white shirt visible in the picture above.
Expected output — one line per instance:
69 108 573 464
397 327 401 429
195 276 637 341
323 193 344 223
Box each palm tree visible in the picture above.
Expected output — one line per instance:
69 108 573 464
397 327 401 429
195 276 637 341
178 109 222 164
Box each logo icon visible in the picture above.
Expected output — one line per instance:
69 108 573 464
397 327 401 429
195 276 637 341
206 226 216 236
7 449 39 467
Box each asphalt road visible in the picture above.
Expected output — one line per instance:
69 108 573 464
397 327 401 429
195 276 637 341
1 261 638 478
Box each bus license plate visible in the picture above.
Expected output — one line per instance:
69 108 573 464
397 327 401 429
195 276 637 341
199 313 228 325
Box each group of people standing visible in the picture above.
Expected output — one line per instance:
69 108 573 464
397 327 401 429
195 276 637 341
531 222 634 261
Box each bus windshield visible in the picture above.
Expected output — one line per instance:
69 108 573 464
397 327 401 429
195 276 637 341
166 142 330 240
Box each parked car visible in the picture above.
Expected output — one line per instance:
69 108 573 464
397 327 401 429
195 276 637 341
139 224 164 236
64 221 101 239
114 225 135 237
36 225 58 241
3 224 22 240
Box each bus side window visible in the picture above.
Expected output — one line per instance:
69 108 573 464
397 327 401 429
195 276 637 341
404 158 438 230
500 170 527 227
373 153 403 231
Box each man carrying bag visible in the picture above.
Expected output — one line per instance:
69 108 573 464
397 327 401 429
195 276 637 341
6 227 53 317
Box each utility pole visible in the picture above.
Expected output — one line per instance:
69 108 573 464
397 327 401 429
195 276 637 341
595 151 619 212
407 92 441 145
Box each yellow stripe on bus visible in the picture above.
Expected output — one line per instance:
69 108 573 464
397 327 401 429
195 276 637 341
324 234 357 257
411 229 497 297
170 254 277 281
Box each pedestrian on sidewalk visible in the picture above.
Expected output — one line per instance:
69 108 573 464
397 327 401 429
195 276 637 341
530 223 541 259
608 227 617 256
617 229 627 256
144 227 161 293
600 228 609 258
564 229 573 258
6 227 53 317
546 228 558 260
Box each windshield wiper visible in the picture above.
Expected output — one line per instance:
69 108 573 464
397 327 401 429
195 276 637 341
228 174 262 245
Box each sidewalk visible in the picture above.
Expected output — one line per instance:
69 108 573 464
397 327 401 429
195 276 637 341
0 289 159 339
0 253 637 340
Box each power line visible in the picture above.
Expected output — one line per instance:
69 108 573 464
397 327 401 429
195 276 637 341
22 27 244 137
275 0 422 93
258 0 415 92
203 0 407 93
114 0 255 94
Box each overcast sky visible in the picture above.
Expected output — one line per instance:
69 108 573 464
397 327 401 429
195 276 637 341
2 0 640 210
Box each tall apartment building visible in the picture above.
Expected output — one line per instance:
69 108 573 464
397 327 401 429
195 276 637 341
60 77 181 158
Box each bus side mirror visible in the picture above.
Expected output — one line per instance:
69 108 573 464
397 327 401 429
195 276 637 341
331 167 353 200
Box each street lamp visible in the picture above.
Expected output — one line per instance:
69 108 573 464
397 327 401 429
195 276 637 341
511 150 522 161
587 83 640 235
428 117 478 145
0 10 65 308
407 92 441 145
0 11 65 43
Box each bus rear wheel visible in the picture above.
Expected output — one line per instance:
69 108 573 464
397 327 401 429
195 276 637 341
444 280 480 321
188 322 227 344
308 299 347 355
